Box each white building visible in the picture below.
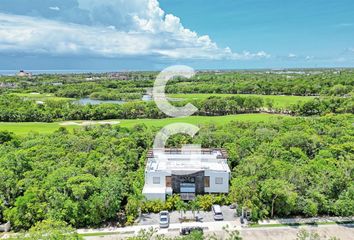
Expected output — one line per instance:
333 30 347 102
17 70 32 78
142 148 231 201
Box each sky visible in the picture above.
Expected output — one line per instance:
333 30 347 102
0 0 353 71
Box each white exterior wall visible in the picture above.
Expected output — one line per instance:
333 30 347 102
145 170 170 187
204 170 229 193
143 170 229 200
143 152 231 201
142 191 166 201
143 170 171 201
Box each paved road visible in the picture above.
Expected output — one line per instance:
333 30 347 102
80 222 354 240
258 216 354 225
78 215 354 240
79 220 239 239
240 224 354 240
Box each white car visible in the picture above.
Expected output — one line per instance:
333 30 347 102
159 211 170 228
212 205 224 221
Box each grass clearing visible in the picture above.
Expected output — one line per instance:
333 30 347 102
0 114 288 136
79 231 125 237
11 93 74 101
168 94 315 108
118 113 285 128
249 221 354 228
0 122 77 136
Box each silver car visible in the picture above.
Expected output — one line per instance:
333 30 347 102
159 211 170 228
212 205 224 221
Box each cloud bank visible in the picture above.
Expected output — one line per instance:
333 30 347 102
0 0 269 60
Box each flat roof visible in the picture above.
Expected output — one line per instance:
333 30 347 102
146 148 230 172
147 148 228 159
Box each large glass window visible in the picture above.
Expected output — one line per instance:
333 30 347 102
180 183 195 193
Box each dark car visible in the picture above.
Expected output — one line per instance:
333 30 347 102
180 226 204 235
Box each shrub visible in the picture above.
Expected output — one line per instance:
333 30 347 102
141 200 165 213
195 195 214 211
165 195 184 211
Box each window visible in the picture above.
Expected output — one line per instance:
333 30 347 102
153 177 160 184
204 176 210 187
166 176 172 187
215 177 223 185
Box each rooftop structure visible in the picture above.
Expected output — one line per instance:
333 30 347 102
146 148 229 172
142 148 231 201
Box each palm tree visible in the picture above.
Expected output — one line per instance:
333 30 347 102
190 200 200 220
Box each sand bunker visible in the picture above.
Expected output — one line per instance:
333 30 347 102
60 121 120 126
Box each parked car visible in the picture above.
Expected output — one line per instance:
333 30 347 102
180 226 204 235
212 205 224 221
159 211 170 228
229 203 237 209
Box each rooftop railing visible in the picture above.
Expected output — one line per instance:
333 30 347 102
147 148 228 159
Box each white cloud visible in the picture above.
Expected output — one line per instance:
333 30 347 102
0 13 153 56
49 6 60 11
0 0 269 61
288 53 297 58
335 23 354 27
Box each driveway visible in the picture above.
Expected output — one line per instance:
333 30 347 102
79 223 354 240
138 205 239 226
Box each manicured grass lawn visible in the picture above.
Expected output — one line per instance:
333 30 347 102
11 93 74 101
119 113 285 128
0 114 287 136
168 94 315 108
0 122 77 136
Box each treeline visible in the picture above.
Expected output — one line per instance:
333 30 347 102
1 70 354 100
166 71 354 96
0 95 352 122
89 91 142 101
0 114 353 230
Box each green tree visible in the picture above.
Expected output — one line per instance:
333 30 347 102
7 219 82 240
260 179 298 218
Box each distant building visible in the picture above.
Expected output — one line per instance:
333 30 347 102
17 70 32 78
142 148 231 201
108 72 129 80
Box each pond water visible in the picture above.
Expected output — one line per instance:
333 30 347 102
75 98 125 105
75 95 152 105
142 94 152 101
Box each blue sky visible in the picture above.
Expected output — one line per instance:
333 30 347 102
0 0 353 71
